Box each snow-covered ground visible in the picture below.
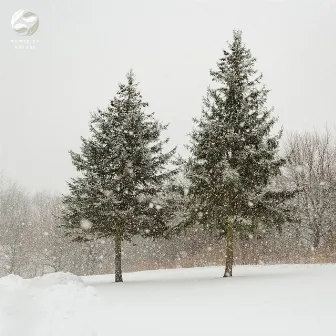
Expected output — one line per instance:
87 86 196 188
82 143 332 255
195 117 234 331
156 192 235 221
0 264 335 336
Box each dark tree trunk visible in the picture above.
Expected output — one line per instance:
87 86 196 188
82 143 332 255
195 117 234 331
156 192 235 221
224 223 234 277
312 220 321 249
114 226 123 283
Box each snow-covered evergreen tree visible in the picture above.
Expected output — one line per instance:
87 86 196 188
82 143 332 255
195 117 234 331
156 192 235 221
184 30 295 277
61 71 178 282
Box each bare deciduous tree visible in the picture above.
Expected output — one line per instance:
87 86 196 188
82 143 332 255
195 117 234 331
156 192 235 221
284 129 336 248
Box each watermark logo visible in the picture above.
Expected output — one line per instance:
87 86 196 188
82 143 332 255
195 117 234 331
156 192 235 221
11 9 39 36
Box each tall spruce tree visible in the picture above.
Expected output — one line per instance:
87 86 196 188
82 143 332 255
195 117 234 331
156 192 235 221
61 71 177 282
184 30 295 277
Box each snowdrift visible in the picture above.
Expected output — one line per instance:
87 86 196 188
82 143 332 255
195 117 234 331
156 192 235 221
0 272 98 336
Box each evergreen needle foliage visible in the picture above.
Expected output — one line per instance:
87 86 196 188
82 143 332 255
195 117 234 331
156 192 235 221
183 30 296 277
60 71 178 282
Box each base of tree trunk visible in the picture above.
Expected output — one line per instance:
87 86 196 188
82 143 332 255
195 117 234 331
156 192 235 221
115 274 123 283
114 226 123 283
224 222 234 277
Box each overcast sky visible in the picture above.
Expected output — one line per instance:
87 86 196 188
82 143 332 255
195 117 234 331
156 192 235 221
0 0 335 193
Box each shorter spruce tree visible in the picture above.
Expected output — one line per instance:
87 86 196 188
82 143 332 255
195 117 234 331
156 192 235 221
61 71 178 282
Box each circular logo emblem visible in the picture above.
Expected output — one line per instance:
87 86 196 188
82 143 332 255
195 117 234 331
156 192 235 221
11 9 39 36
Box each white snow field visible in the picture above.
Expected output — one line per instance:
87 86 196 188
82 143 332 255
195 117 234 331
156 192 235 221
0 264 335 336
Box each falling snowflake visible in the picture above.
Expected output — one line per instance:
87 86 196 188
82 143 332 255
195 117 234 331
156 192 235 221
80 219 93 230
319 181 329 188
295 165 304 173
103 190 112 197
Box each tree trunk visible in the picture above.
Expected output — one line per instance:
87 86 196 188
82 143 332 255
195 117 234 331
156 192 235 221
312 222 321 249
114 226 123 283
224 222 234 277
